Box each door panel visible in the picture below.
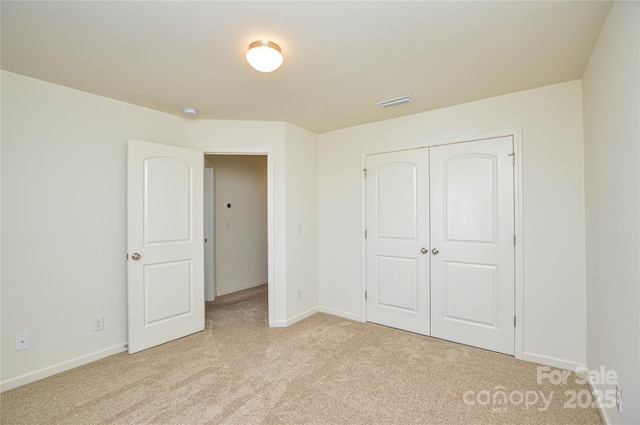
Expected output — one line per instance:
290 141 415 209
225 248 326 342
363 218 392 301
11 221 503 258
445 155 497 243
366 149 430 335
144 157 192 244
443 261 497 327
127 139 204 354
144 260 192 324
377 163 418 239
430 137 514 355
377 256 418 312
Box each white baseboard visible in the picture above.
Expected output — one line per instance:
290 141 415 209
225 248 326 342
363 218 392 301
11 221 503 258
319 306 363 322
522 351 584 371
216 280 267 297
583 372 612 425
286 307 320 326
0 343 127 393
271 319 288 328
270 307 320 328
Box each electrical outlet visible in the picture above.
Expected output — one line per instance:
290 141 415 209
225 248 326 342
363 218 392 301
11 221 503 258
296 289 302 300
15 332 30 351
615 383 622 413
92 316 104 332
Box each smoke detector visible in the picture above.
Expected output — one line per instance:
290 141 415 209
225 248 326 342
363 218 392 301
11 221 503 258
182 106 198 117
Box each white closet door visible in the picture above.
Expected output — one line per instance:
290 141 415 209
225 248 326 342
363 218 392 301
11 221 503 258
366 148 430 335
429 137 515 355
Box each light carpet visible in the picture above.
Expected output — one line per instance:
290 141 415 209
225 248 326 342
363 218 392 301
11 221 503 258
1 285 601 424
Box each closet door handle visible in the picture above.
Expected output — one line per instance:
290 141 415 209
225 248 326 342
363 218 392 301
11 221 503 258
131 253 142 261
420 247 428 254
431 248 439 255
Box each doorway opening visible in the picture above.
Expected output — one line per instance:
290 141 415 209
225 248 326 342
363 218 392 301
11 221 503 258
204 154 269 324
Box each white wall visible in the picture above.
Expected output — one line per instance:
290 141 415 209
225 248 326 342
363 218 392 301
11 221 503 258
284 123 319 323
582 2 640 424
186 121 320 327
5 27 624 396
318 81 587 369
184 120 288 326
206 155 268 296
0 68 4 390
0 72 309 390
1 71 187 389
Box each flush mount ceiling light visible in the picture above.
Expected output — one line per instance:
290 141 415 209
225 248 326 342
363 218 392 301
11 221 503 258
377 95 414 109
246 40 283 73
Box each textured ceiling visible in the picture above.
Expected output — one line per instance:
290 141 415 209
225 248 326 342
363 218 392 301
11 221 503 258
1 1 612 133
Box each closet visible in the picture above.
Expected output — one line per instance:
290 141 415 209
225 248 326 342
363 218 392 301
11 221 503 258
365 136 515 355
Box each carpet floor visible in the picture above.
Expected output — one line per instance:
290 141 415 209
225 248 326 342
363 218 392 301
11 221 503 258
1 285 601 424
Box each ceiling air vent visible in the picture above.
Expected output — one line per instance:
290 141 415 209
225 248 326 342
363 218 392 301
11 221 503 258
377 95 414 109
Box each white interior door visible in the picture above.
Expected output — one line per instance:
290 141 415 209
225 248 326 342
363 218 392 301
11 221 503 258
429 137 515 354
127 139 204 354
366 148 430 335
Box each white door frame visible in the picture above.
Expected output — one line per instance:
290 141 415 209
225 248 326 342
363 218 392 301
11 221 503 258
361 128 524 359
204 166 216 301
203 147 275 327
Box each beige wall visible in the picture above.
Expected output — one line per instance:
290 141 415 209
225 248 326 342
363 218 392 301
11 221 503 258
318 80 587 369
583 2 640 424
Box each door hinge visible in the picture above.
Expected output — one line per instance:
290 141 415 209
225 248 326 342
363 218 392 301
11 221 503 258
365 291 367 300
514 234 516 246
509 152 515 165
514 316 516 327
363 168 367 178
365 230 367 239
205 238 208 243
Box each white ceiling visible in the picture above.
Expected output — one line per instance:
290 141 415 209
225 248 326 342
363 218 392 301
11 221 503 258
1 1 612 134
